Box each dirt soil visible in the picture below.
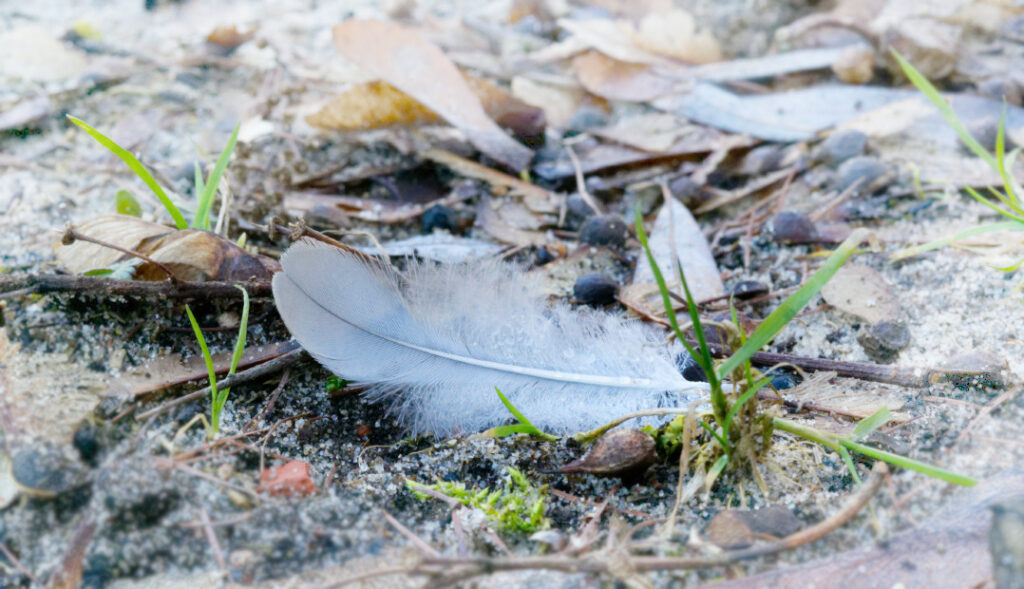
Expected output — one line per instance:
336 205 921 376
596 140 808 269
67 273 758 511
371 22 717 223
1 0 1023 588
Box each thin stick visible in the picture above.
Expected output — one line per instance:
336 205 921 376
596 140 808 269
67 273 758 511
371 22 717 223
134 344 305 421
198 505 228 571
0 539 38 584
62 226 181 283
382 510 441 557
0 274 272 300
564 144 603 215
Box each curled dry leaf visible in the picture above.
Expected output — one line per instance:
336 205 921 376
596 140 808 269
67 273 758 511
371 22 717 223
557 428 656 480
308 77 546 147
331 19 533 171
55 215 279 282
572 50 676 102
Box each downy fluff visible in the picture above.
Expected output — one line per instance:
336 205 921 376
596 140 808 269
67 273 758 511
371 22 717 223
272 240 707 435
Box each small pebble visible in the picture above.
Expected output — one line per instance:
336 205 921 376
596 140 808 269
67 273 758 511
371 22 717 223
573 273 619 306
857 320 910 362
678 354 707 382
771 211 818 243
832 44 875 85
565 193 597 230
422 204 457 234
835 156 889 194
962 117 1016 153
668 175 700 204
729 280 769 300
11 444 88 498
579 214 628 248
817 129 868 167
976 77 1022 106
736 145 785 176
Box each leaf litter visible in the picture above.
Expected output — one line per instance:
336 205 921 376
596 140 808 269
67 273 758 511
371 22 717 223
0 0 1023 587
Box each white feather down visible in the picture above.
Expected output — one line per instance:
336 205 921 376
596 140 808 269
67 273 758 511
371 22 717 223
272 240 708 436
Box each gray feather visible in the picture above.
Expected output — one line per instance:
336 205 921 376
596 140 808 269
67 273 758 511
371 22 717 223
272 240 707 435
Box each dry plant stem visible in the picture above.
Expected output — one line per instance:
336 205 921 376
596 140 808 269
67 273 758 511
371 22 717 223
134 344 305 420
62 226 181 283
382 510 441 558
0 274 272 300
198 505 227 571
416 462 887 576
0 538 38 584
954 386 1022 446
565 143 603 215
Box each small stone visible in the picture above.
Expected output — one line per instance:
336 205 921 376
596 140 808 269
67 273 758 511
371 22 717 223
816 130 868 167
706 510 755 549
962 118 1016 153
558 429 656 481
835 156 889 194
422 204 457 234
883 19 961 81
729 280 768 300
11 444 89 498
573 273 619 306
579 214 628 249
745 505 802 537
771 211 818 243
857 320 910 362
565 193 597 230
832 44 875 85
736 145 785 176
257 460 317 497
678 354 707 382
976 77 1023 106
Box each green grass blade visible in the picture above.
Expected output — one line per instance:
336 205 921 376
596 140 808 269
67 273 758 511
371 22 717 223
722 376 771 437
841 438 976 486
185 305 219 434
717 228 871 379
194 124 239 230
838 446 863 487
969 186 1024 222
891 51 999 171
220 285 250 403
67 115 189 229
493 388 558 442
852 407 891 441
676 261 720 393
890 220 1024 260
115 190 142 217
994 254 1024 272
484 424 540 438
194 161 205 198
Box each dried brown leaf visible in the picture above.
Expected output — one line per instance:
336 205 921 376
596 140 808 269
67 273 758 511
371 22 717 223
331 19 533 170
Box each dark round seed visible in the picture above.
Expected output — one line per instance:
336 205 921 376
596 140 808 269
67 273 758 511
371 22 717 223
73 424 101 467
573 273 619 306
579 214 628 248
422 204 457 234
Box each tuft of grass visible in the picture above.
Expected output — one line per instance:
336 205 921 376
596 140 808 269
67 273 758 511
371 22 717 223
407 466 549 534
184 285 250 438
68 114 239 230
889 50 1024 269
635 206 975 487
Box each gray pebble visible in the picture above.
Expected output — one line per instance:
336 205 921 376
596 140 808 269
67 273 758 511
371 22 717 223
771 211 818 243
817 130 867 167
573 273 619 306
835 156 889 194
11 444 89 498
857 320 910 362
976 77 1022 106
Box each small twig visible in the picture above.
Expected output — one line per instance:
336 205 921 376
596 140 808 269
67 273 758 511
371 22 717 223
0 539 38 585
564 144 603 215
198 505 228 571
954 386 1023 446
0 273 272 300
62 225 181 283
382 510 441 557
134 344 305 421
